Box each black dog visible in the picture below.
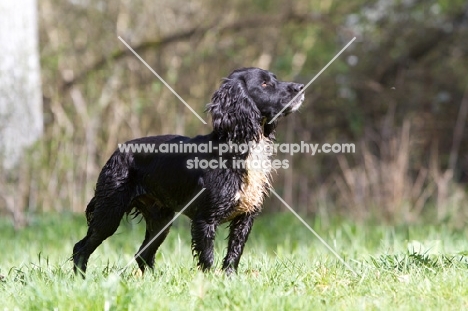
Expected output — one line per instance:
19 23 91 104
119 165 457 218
73 67 304 275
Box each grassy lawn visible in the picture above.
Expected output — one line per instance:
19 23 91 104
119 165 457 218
1 213 467 310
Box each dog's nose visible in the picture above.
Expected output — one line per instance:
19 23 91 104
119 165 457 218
288 83 304 93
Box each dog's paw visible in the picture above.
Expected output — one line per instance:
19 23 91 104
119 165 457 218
223 267 237 276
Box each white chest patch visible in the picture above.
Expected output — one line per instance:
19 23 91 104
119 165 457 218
233 138 273 216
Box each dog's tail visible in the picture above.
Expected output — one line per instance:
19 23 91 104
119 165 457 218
85 196 97 225
87 150 137 220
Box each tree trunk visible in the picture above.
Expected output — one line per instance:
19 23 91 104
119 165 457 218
0 0 42 228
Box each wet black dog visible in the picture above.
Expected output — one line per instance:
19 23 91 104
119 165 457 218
72 67 304 276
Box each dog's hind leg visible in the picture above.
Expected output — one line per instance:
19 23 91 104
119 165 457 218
134 205 175 273
72 194 128 277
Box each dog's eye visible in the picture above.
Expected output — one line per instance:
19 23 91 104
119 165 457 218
261 82 268 88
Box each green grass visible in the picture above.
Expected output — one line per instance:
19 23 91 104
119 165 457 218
1 213 468 310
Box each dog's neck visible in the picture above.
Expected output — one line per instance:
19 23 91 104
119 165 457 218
210 114 278 148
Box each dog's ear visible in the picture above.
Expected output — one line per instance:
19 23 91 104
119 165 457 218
207 78 262 143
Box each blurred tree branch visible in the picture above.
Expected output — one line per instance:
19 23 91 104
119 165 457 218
378 8 467 84
60 12 336 92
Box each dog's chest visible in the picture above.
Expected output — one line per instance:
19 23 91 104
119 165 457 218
233 138 273 216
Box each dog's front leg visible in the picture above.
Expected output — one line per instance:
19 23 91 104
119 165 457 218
222 213 255 274
191 216 218 271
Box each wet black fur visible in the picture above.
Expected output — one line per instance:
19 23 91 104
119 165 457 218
72 67 304 276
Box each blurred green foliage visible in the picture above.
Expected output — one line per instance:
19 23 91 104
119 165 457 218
2 0 468 224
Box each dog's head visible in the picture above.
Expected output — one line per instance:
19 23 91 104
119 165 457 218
207 67 304 143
